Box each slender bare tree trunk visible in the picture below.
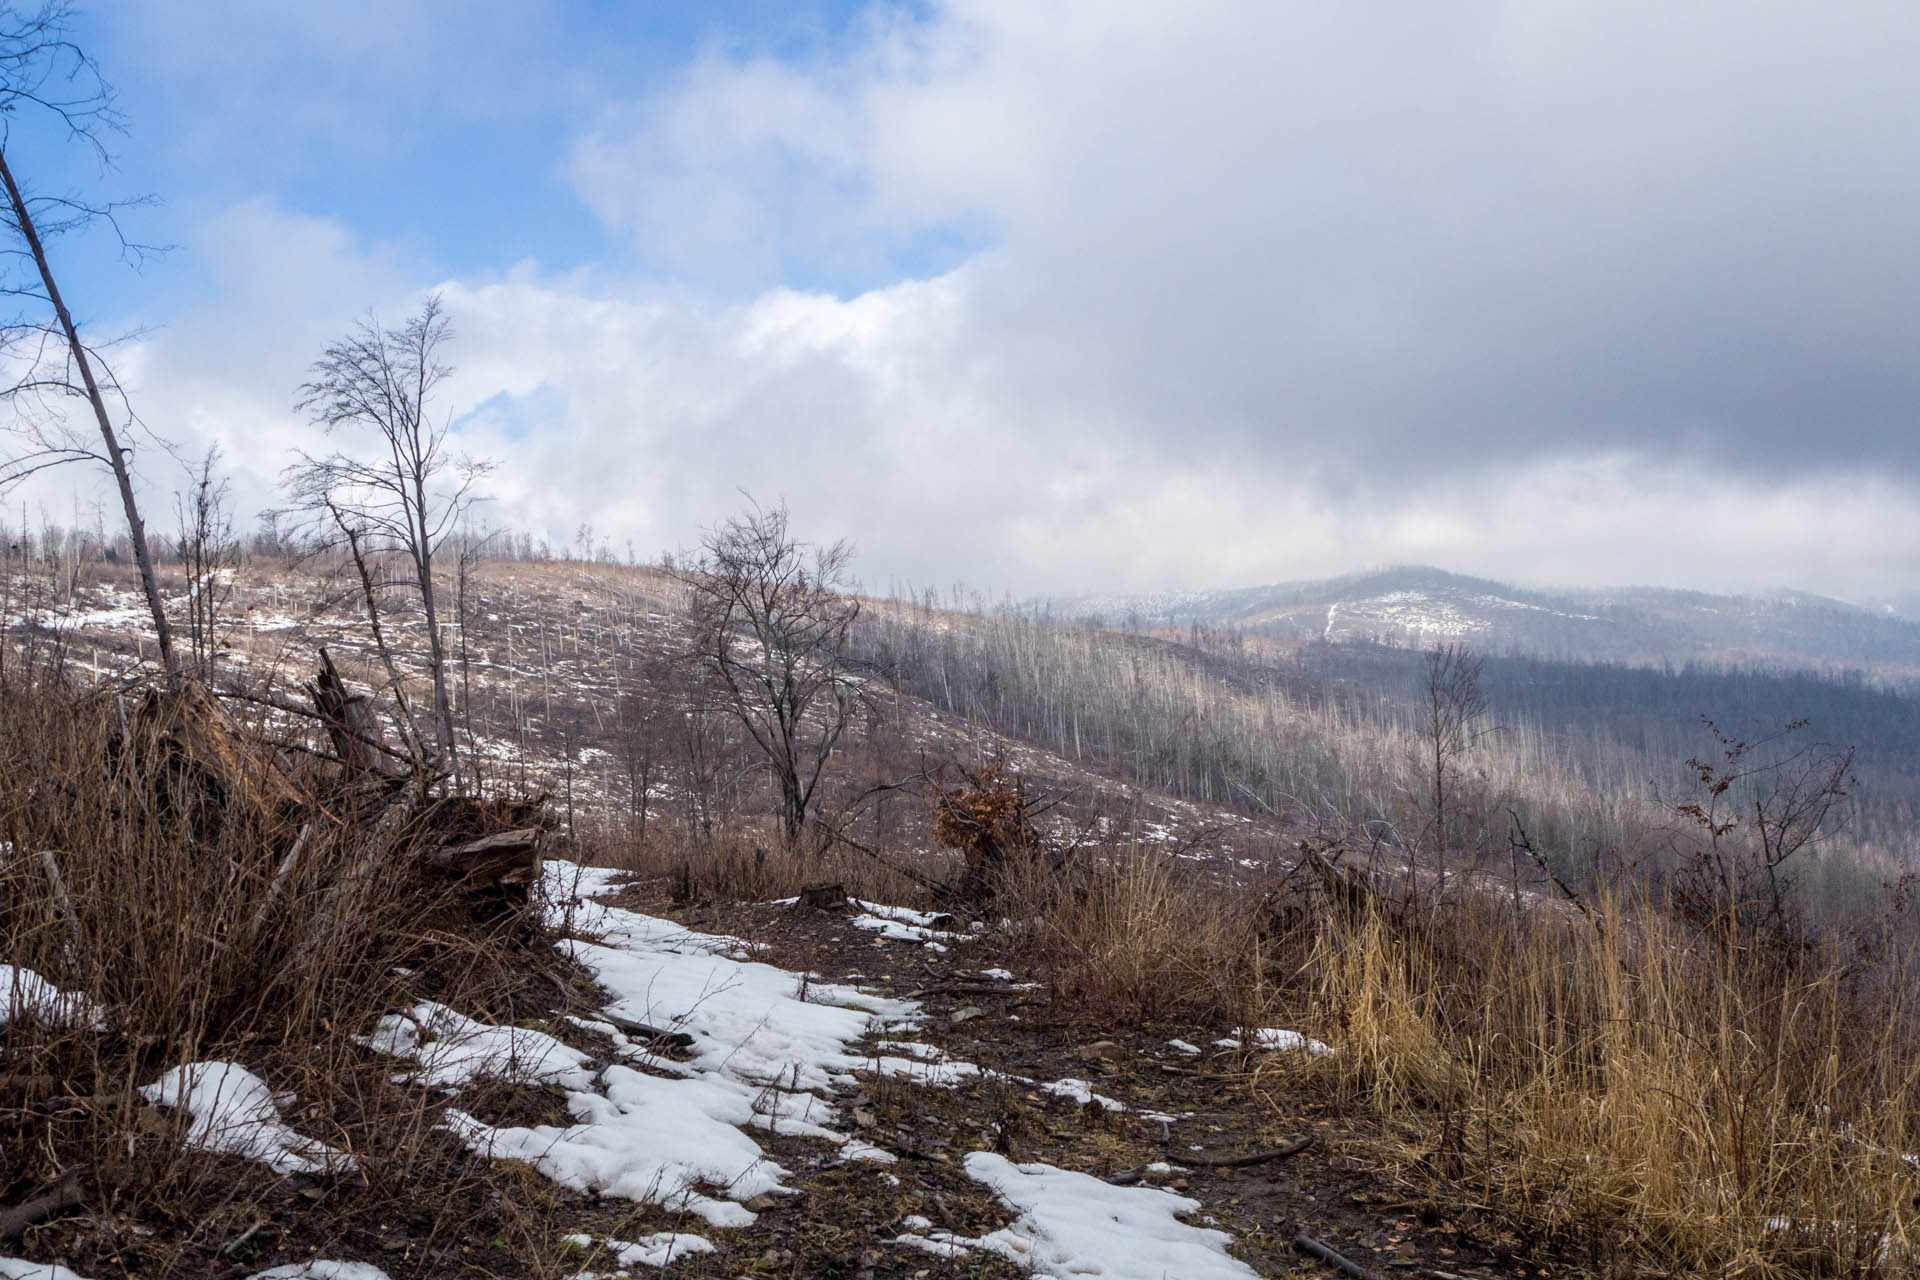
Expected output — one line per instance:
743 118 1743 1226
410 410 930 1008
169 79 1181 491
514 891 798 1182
0 147 174 678
411 470 458 788
331 511 426 769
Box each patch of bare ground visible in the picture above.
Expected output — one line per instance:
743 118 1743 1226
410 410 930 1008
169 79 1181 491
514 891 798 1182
622 887 1579 1280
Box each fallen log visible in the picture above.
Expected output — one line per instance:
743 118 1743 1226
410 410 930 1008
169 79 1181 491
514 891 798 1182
1107 1136 1312 1185
1182 1136 1313 1167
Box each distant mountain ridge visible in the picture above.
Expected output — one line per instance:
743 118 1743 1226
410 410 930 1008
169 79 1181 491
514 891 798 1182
1042 565 1920 677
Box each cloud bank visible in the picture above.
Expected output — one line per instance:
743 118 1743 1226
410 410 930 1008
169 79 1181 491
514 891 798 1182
24 1 1920 601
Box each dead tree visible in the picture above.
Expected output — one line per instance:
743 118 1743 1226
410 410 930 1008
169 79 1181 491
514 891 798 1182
1672 717 1855 952
679 500 860 847
0 5 174 674
1422 642 1486 899
284 296 491 789
175 446 236 677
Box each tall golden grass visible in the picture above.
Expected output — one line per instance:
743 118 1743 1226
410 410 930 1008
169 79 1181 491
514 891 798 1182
1273 886 1920 1277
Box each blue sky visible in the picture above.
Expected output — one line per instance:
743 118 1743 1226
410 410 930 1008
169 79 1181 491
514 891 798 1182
7 1 1920 601
55 0 914 305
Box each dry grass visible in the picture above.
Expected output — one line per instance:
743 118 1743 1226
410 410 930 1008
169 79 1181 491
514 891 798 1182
1267 887 1920 1277
993 845 1283 1028
971 820 1920 1275
0 660 580 1274
580 815 954 906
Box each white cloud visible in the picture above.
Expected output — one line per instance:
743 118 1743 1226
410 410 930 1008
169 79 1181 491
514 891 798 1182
20 2 1920 604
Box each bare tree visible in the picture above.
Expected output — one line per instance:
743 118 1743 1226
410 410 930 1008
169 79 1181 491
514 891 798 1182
1672 717 1855 951
680 501 860 847
174 446 235 677
0 2 174 673
284 295 490 788
1423 642 1487 896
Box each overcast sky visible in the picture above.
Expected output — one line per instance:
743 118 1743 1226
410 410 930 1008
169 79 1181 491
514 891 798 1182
7 0 1919 603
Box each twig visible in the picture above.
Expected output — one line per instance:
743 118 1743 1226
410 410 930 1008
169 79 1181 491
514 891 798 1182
34 847 79 950
1184 1136 1314 1167
1108 1136 1312 1185
900 982 1035 1000
1294 1230 1387 1280
1507 810 1603 933
217 1218 266 1256
216 688 416 763
808 820 942 890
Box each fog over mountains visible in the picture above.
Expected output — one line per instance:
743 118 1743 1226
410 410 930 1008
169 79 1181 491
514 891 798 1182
1044 566 1920 676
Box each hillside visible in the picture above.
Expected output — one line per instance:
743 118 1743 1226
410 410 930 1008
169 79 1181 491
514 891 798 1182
1047 565 1920 677
6 551 1920 1280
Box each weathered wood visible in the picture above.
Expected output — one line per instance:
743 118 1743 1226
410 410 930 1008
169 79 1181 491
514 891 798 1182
248 822 315 937
307 647 390 774
417 827 544 886
1108 1136 1314 1188
137 680 309 812
1293 1230 1387 1280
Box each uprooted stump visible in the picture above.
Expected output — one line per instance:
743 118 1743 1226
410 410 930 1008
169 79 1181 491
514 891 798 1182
126 665 553 923
124 680 310 843
406 793 555 910
931 765 1062 908
305 647 394 775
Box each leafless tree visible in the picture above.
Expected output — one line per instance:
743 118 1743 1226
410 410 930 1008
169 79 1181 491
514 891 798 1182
0 2 174 673
1423 642 1487 896
680 500 860 847
1672 717 1855 951
284 295 490 788
174 446 235 677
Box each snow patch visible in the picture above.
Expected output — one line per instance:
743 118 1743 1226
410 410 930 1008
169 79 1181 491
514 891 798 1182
1039 1078 1126 1112
0 1261 96 1280
562 1231 715 1272
140 1062 354 1176
438 864 927 1224
363 1001 596 1090
892 1152 1259 1279
1 964 104 1030
1214 1028 1335 1056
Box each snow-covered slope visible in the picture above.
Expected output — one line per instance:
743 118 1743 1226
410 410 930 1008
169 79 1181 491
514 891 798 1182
1046 565 1920 673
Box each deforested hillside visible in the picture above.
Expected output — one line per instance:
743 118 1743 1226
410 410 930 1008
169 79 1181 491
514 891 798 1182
860 591 1920 918
8 538 1920 1280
